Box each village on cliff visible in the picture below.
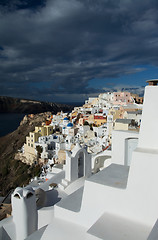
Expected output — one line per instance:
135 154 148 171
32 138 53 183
17 90 142 169
2 81 158 240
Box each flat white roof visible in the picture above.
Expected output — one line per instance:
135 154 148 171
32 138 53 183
87 164 129 189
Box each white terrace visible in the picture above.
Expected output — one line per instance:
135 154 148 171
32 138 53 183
1 83 158 240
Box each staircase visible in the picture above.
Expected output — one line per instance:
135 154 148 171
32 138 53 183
58 179 70 190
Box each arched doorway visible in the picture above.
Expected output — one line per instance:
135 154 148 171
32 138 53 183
78 152 84 178
64 145 91 182
125 138 138 166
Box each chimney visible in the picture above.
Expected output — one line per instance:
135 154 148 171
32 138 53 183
146 79 158 86
12 186 38 240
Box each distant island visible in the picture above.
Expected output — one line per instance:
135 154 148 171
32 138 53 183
0 96 73 114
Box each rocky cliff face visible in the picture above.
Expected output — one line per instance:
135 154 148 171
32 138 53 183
0 112 54 196
0 97 74 196
0 96 73 114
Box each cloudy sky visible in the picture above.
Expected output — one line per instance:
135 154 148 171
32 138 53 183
0 0 158 103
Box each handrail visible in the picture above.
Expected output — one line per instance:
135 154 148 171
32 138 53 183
0 188 14 206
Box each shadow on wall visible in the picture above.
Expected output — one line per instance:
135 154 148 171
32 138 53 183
93 155 111 174
45 189 61 207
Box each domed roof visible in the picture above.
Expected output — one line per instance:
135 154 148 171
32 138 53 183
67 122 73 127
64 117 69 120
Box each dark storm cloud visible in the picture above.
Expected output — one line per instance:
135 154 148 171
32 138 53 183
0 0 46 12
0 0 158 101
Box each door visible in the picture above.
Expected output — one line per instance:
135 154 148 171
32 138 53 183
125 138 138 166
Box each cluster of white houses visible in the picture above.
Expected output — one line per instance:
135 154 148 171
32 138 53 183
4 82 158 240
19 91 142 170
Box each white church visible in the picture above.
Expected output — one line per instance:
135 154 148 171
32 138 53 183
1 80 158 239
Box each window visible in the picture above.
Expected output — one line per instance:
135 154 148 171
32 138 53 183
28 143 30 146
26 193 33 198
31 144 33 147
14 194 20 199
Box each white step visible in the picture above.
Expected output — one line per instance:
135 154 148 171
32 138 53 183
58 183 65 191
62 179 69 186
58 179 70 190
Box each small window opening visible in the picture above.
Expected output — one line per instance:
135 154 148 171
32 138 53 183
26 192 33 198
14 194 20 199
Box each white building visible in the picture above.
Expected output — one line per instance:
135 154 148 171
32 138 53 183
1 82 158 240
34 135 57 160
99 92 114 104
124 110 142 126
93 125 107 137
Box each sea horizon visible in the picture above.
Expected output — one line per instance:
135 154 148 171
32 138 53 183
57 101 84 107
0 113 25 137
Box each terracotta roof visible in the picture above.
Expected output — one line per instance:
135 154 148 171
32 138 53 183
94 116 106 120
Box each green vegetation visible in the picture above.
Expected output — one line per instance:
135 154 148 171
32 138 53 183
83 121 89 126
90 123 93 131
36 145 43 159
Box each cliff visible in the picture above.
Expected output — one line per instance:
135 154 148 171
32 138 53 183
0 112 55 196
0 96 73 114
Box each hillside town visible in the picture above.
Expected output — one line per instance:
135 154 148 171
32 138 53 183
15 91 142 171
1 0 158 238
1 85 152 239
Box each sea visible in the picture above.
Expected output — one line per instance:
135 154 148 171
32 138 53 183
0 102 84 137
0 113 25 137
61 102 84 107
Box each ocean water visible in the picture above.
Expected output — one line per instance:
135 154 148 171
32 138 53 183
0 113 25 137
0 102 82 137
60 102 84 107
